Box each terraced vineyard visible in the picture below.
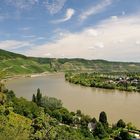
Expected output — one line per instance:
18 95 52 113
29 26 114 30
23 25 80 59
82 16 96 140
0 49 140 77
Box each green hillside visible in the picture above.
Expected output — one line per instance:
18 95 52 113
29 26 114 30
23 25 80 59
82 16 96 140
0 49 140 78
0 49 26 60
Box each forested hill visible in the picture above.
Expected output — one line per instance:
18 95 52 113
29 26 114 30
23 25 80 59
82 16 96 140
0 49 140 77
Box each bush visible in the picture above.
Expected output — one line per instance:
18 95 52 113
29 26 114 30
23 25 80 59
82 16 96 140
117 119 126 128
12 97 41 119
40 96 62 112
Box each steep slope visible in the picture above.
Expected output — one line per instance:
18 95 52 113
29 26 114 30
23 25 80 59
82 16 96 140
0 49 140 78
0 49 51 76
0 49 26 60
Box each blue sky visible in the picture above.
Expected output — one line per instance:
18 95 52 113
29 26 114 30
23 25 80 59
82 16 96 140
0 0 140 62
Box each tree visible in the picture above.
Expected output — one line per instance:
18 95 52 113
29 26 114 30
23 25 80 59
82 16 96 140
91 117 97 124
32 94 36 103
126 122 136 130
52 110 62 122
93 122 108 139
5 90 15 101
59 108 73 125
76 110 82 116
12 97 41 118
40 96 62 111
80 115 91 127
119 130 131 140
0 93 6 105
117 119 126 128
99 111 108 128
0 83 6 92
36 88 42 106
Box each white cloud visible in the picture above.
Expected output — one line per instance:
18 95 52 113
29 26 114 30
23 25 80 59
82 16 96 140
44 0 67 14
5 0 38 10
52 8 75 23
94 42 104 48
111 16 118 21
5 0 67 14
0 40 33 50
25 14 140 62
44 53 52 57
80 0 113 21
85 29 98 37
136 41 140 45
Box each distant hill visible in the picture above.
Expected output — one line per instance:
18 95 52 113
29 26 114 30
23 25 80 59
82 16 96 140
0 49 26 60
0 49 140 77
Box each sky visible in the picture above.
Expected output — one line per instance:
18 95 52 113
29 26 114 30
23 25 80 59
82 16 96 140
0 0 140 62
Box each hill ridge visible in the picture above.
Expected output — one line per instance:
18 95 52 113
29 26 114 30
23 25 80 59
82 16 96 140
0 49 140 77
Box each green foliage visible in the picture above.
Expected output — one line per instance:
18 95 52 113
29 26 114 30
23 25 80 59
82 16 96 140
80 115 91 127
91 117 97 123
52 109 62 122
12 97 41 119
30 112 51 140
99 111 108 128
0 83 6 92
0 106 31 140
119 130 131 140
126 122 136 130
93 122 108 139
0 92 6 105
65 72 140 92
58 108 73 125
41 96 62 112
4 90 15 102
32 94 36 102
117 119 126 128
36 88 42 106
0 84 137 140
76 110 82 116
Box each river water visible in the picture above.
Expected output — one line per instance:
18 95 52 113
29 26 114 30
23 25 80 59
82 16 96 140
6 74 140 128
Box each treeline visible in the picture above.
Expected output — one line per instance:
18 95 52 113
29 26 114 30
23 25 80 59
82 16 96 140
65 72 140 92
0 84 137 140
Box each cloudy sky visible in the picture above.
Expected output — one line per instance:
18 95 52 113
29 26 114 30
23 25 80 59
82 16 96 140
0 0 140 62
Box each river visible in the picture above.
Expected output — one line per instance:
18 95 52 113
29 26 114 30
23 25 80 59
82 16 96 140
6 73 140 128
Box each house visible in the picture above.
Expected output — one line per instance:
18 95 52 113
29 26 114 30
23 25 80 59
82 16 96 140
88 122 96 132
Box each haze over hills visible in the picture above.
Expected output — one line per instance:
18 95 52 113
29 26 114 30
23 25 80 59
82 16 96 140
0 49 140 77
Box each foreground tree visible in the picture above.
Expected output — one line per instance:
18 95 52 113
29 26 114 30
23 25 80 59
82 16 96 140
93 122 108 139
99 111 108 128
119 130 131 140
32 89 42 106
117 119 126 128
36 88 42 106
32 94 36 103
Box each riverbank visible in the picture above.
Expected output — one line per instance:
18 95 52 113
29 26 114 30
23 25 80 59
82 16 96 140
1 72 64 83
65 72 140 93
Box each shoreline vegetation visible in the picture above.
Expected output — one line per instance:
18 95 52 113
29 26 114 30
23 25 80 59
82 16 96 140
65 72 140 92
0 83 139 140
